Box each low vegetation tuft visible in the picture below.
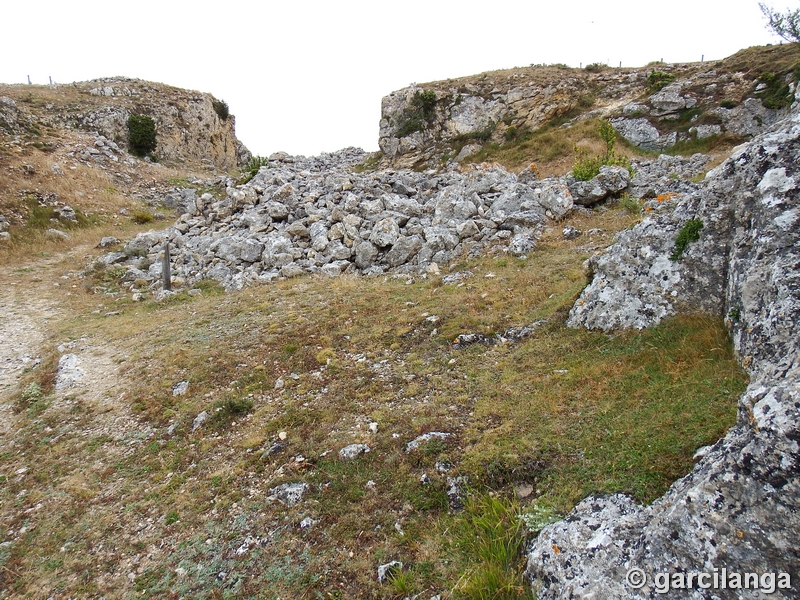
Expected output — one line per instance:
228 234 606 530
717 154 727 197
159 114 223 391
212 98 230 121
670 218 704 260
396 89 439 137
571 120 632 181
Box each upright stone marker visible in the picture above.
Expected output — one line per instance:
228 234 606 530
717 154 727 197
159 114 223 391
162 242 171 291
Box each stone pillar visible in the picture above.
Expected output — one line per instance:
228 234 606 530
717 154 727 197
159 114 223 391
162 242 171 291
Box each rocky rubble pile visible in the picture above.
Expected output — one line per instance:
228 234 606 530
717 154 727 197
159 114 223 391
526 100 800 598
104 148 717 293
115 148 580 291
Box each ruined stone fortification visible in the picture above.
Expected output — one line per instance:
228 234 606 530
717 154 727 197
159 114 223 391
2 44 798 599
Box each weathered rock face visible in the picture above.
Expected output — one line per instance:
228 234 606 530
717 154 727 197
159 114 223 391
379 68 645 168
610 77 791 152
2 78 250 169
526 104 800 598
378 45 797 168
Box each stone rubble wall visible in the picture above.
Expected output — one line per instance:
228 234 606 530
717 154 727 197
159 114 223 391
117 148 578 291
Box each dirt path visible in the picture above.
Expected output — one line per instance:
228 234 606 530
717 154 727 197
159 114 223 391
0 246 131 435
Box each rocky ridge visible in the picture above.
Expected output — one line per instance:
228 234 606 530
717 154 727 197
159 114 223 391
525 90 800 598
0 77 250 169
379 45 797 169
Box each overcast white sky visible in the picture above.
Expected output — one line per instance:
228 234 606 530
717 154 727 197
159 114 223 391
0 1 782 157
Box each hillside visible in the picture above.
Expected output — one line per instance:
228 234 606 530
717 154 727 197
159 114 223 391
0 44 797 599
378 43 799 173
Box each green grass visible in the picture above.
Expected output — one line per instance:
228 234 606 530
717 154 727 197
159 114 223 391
670 218 704 261
467 117 606 174
452 494 534 599
1 210 747 598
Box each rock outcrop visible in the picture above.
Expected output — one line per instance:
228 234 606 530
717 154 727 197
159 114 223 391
526 97 800 598
378 45 798 169
1 77 250 169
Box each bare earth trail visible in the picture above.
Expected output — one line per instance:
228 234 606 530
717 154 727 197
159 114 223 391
0 246 131 436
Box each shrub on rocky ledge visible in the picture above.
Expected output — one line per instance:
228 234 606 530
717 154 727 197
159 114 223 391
127 114 157 157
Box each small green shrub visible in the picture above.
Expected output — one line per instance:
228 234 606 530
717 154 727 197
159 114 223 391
617 193 641 215
211 396 254 427
103 266 128 282
212 99 229 121
720 100 738 109
755 71 793 110
127 114 157 157
238 155 270 184
396 89 439 137
17 381 50 416
165 511 180 525
571 120 632 181
647 70 676 91
584 62 605 73
670 218 703 261
132 211 155 224
21 382 43 404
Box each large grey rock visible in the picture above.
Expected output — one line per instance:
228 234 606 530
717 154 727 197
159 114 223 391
509 230 537 256
610 117 676 151
45 228 71 241
265 201 290 220
269 482 309 507
595 165 631 195
527 105 800 599
532 180 574 220
369 218 400 248
384 194 423 217
339 444 371 459
567 166 631 207
55 354 85 391
238 238 264 263
717 97 789 138
385 235 424 267
354 240 379 269
648 83 696 116
566 177 607 206
689 124 722 139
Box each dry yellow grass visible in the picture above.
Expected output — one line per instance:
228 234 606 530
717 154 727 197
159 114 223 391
0 198 747 598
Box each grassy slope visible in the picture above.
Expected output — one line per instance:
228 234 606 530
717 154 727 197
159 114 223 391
1 203 747 598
